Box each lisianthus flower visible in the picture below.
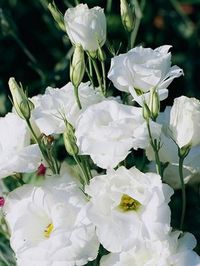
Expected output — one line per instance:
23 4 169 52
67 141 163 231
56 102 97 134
146 106 200 189
108 45 183 105
169 96 200 149
64 4 107 52
76 100 161 169
0 112 41 179
31 82 103 135
100 231 200 266
85 166 173 252
4 174 99 265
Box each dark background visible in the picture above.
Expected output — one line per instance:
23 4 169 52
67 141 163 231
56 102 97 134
1 0 200 114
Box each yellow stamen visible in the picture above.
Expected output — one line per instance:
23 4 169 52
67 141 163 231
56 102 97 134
44 223 54 238
118 194 141 212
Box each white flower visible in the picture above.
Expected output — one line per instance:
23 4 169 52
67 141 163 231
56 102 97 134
100 231 200 266
169 96 200 149
75 100 161 169
0 113 41 179
146 106 200 189
85 166 173 252
108 45 183 105
4 174 99 265
64 4 107 52
31 82 103 135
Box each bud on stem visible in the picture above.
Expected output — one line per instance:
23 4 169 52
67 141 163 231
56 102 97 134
149 88 160 120
70 45 85 88
63 122 79 156
48 2 65 32
142 102 151 122
8 77 34 120
120 0 135 32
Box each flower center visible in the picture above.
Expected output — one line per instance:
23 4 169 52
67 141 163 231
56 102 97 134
44 223 54 238
118 194 141 212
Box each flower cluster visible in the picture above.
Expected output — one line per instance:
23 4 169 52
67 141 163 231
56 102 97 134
1 2 200 266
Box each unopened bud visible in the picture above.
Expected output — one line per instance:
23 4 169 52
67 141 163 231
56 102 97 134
70 45 85 88
120 0 135 32
8 77 34 120
63 122 79 156
142 102 151 122
151 89 160 120
97 47 106 62
48 2 65 32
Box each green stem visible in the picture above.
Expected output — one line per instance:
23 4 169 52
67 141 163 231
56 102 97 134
74 0 80 5
86 59 95 89
74 155 89 187
106 0 112 13
88 56 93 77
178 154 186 230
74 86 82 109
12 32 37 64
130 0 146 48
92 59 105 96
101 61 107 97
146 121 162 178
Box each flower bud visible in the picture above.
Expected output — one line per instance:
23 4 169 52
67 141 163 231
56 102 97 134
149 89 160 120
48 2 65 32
70 45 85 88
120 0 135 32
8 77 34 120
142 102 151 122
97 47 106 62
63 122 79 156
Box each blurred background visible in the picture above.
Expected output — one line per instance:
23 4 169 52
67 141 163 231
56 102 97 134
1 0 200 262
1 0 200 115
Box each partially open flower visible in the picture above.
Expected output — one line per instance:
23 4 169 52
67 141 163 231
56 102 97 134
108 45 183 106
64 4 107 52
31 82 103 135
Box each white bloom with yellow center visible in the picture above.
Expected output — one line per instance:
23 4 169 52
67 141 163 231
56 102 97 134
100 231 200 266
31 82 103 135
85 166 173 252
4 175 99 265
0 112 41 179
